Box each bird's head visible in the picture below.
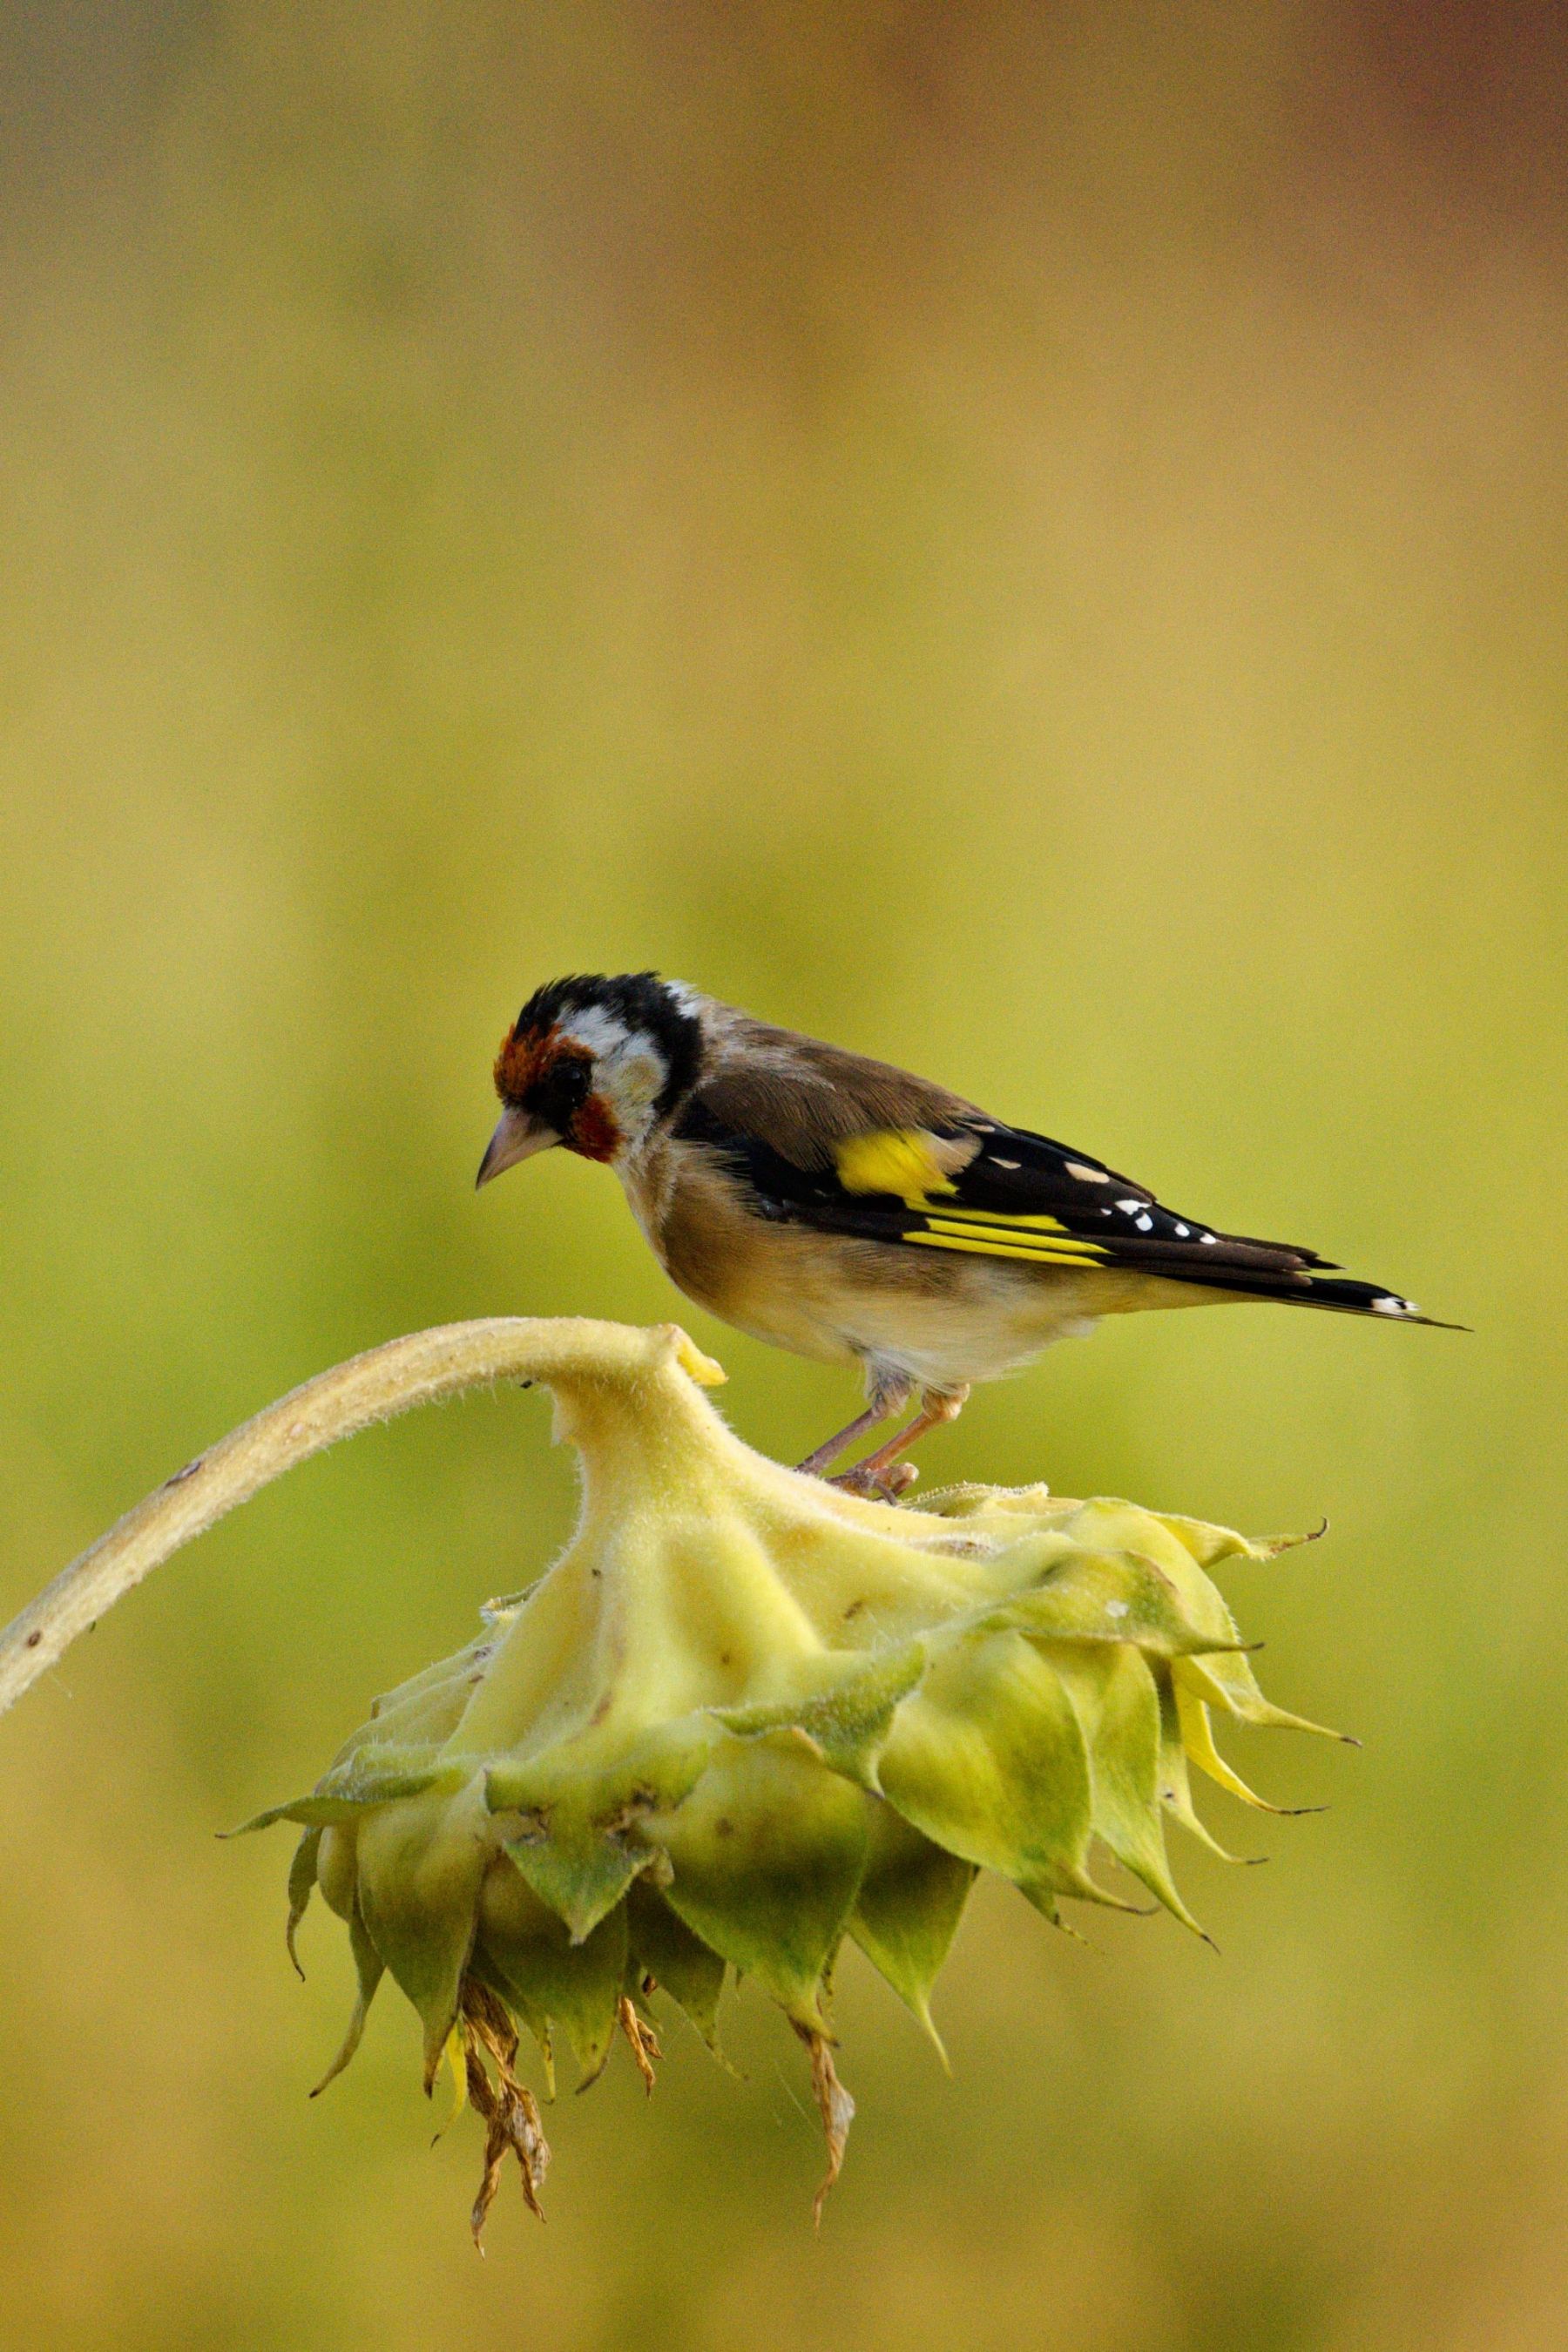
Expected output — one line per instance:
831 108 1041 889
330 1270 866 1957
477 972 706 1186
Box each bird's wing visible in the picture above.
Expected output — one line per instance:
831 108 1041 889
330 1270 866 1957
677 1062 1439 1321
692 1017 979 1154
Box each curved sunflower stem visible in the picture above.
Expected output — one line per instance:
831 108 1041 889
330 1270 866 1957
0 1317 725 1721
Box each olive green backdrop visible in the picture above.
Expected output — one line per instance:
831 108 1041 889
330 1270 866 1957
1 6 1564 2348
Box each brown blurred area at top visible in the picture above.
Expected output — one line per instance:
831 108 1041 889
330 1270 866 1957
0 9 1565 2352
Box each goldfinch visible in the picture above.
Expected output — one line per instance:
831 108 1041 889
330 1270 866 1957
476 973 1449 1493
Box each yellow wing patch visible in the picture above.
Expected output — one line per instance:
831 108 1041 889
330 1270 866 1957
909 1219 1109 1267
835 1129 959 1202
831 1129 1112 1267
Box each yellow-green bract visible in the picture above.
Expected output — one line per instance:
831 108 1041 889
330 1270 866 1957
240 1321 1339 2236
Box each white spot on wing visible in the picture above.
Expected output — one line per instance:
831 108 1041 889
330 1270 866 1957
1200 1233 1218 1245
1372 1294 1416 1315
991 1157 1021 1170
1065 1160 1111 1183
1174 1223 1190 1237
1134 1213 1153 1232
1116 1199 1142 1214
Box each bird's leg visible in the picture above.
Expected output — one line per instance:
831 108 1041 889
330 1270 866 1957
796 1383 912 1479
832 1385 970 1499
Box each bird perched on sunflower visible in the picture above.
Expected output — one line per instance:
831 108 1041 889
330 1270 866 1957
477 972 1449 1494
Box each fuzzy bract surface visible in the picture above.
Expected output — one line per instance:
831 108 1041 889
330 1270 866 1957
244 1320 1335 2232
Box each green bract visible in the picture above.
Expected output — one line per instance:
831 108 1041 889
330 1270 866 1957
241 1321 1339 2236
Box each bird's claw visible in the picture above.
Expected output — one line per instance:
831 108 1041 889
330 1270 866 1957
826 1461 920 1504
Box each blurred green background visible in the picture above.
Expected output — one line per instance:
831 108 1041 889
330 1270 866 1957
1 5 1564 2347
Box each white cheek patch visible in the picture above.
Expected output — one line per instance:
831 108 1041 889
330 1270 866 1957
608 1045 667 1116
583 1035 671 1149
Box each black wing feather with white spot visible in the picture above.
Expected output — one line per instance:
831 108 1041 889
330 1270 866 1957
677 1096 1443 1325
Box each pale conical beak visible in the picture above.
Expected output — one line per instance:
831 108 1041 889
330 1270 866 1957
476 1105 558 1188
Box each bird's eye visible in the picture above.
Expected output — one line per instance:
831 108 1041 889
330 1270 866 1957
530 1054 594 1132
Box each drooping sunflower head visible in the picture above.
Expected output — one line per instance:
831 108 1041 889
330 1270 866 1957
240 1319 1339 2236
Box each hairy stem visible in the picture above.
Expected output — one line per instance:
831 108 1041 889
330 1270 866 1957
0 1316 723 1720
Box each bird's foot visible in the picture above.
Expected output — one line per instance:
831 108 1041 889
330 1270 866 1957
828 1460 920 1504
795 1389 913 1480
821 1385 970 1502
